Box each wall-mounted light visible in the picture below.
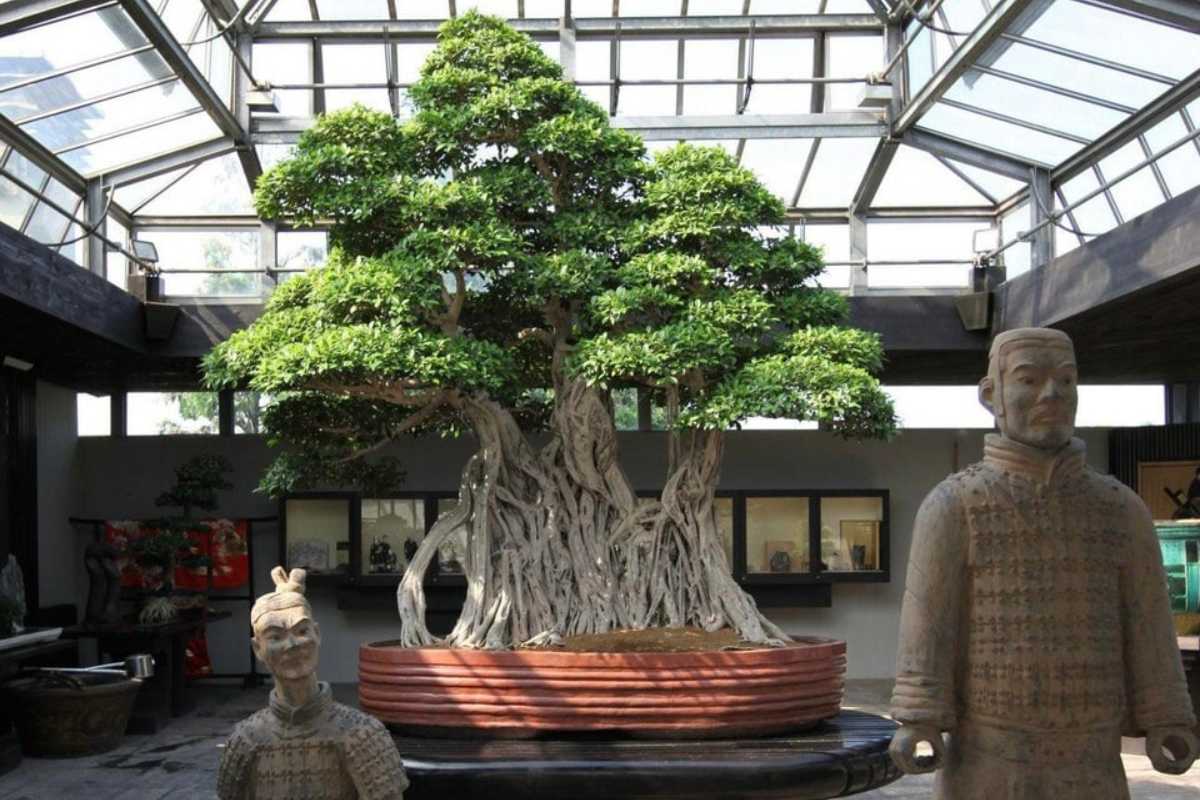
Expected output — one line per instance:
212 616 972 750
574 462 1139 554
130 238 159 265
2 356 34 371
246 87 280 114
856 82 893 111
972 228 1000 254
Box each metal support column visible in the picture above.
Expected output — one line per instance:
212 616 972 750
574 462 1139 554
1028 167 1053 270
849 213 868 295
85 179 106 278
260 220 278 287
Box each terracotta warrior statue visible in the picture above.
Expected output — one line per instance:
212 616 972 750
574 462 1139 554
218 567 409 799
890 327 1198 799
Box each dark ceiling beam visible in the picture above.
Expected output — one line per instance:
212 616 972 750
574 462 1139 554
0 0 111 36
994 183 1200 332
119 0 263 193
253 14 882 41
0 221 144 355
893 0 1039 135
0 113 87 196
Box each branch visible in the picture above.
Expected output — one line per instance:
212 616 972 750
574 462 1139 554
332 392 449 464
306 379 437 406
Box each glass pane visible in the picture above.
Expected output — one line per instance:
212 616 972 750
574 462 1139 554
113 165 189 211
0 7 149 80
746 496 809 574
1076 385 1164 427
989 42 1168 111
918 103 1079 166
872 146 991 207
393 0 452 19
323 44 390 113
946 74 1125 142
744 39 813 115
363 498 425 576
459 0 519 15
682 39 739 116
825 35 881 111
77 393 111 437
0 149 47 228
127 391 219 435
0 51 173 124
1022 0 1200 82
318 0 392 19
1145 114 1200 198
869 220 979 260
265 0 317 21
24 182 78 244
868 264 971 289
797 137 877 208
23 80 196 152
1059 168 1117 239
618 0 681 15
820 497 883 572
687 0 745 14
59 114 224 178
257 144 297 171
435 498 468 575
284 498 350 575
884 386 995 428
740 138 813 205
1000 200 1032 278
139 154 253 215
278 231 328 273
1099 140 1165 222
233 391 271 434
752 0 824 11
59 222 87 267
140 229 261 297
252 43 313 117
942 157 1025 201
525 0 566 16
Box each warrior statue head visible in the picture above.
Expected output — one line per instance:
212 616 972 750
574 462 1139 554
978 327 1078 451
251 567 321 689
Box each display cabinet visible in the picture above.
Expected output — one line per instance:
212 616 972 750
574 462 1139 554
279 493 357 583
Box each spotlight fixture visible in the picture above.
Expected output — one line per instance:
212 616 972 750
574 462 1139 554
856 83 893 110
130 238 159 265
972 228 1000 254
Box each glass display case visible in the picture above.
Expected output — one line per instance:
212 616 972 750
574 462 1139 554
819 496 885 574
746 496 811 575
362 498 425 577
280 493 355 579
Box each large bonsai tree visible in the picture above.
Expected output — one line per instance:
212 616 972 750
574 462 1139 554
206 12 895 649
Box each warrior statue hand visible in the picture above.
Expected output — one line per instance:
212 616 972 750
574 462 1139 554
1146 726 1198 775
889 723 946 774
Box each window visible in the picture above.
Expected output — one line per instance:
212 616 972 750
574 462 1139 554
362 498 424 577
746 496 810 575
77 393 110 436
126 392 218 435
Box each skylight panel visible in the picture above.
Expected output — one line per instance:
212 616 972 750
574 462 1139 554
825 34 881 110
524 1 567 17
0 150 46 230
573 0 615 16
252 43 312 116
1021 0 1200 82
1098 140 1166 222
742 38 813 114
682 39 739 115
940 158 1024 201
917 103 1078 167
1144 114 1200 198
618 1 684 16
616 39 676 115
688 1 749 15
988 42 1168 111
58 114 222 176
796 137 876 208
113 165 190 211
0 52 174 125
264 0 317 20
139 154 254 215
936 0 986 35
0 6 150 71
316 0 392 19
943 72 1127 141
740 138 814 205
322 44 390 114
871 146 991 207
23 80 197 152
750 1 823 13
1058 168 1118 239
23 177 79 245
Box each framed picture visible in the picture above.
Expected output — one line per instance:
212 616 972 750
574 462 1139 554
839 520 880 571
1138 460 1200 521
288 539 330 572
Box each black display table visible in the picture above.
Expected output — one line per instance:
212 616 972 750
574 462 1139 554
394 710 900 800
63 612 231 733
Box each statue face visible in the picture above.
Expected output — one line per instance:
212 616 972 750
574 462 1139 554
992 342 1078 450
252 606 320 682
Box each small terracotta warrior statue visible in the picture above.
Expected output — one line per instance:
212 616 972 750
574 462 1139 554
217 567 409 800
890 328 1198 799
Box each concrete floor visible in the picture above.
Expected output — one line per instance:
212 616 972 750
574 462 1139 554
0 680 1196 799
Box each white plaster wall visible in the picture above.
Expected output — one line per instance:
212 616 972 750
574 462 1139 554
71 427 1111 681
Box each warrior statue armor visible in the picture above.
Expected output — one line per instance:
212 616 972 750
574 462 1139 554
217 567 409 800
889 327 1197 799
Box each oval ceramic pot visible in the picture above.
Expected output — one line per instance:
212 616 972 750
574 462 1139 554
2 673 141 756
359 636 846 739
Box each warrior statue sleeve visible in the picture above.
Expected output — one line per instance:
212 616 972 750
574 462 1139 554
343 715 410 800
216 727 256 800
1120 487 1197 734
891 480 968 732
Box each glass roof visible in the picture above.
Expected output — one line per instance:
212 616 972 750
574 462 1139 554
1 0 1198 297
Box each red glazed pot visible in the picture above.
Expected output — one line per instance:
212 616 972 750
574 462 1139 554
359 636 846 739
